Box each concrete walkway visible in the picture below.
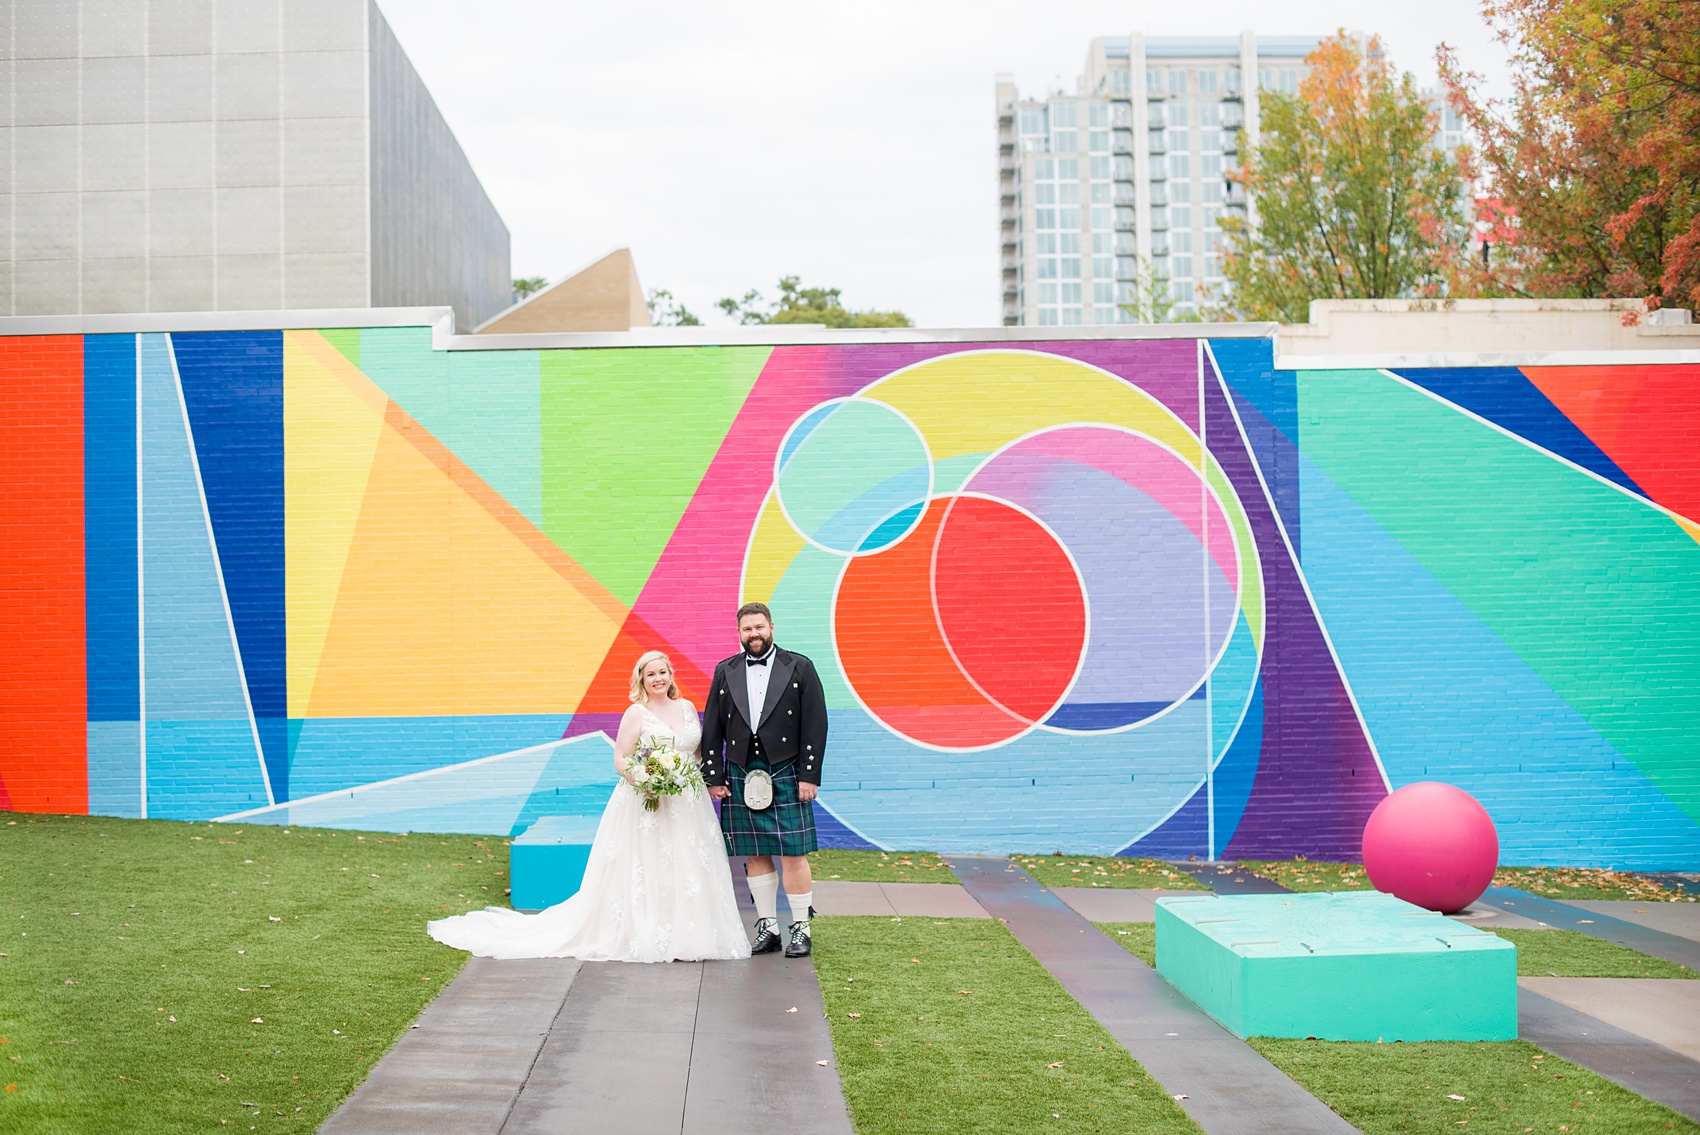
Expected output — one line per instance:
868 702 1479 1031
1519 983 1700 1121
1481 886 1700 970
954 856 1361 1135
811 878 990 918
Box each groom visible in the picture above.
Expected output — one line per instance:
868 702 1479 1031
701 602 828 958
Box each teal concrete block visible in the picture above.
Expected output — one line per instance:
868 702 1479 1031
1154 891 1518 1041
509 816 602 912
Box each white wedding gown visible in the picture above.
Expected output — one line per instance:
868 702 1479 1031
427 703 752 962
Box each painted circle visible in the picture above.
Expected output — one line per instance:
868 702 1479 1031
775 398 931 555
964 426 1242 731
834 495 1087 749
1362 782 1500 913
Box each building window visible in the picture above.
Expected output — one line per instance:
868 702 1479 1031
1171 279 1193 302
1203 154 1223 177
1172 256 1194 279
1061 257 1082 280
1039 259 1059 279
1094 306 1119 324
1093 255 1114 278
1059 181 1080 204
1092 231 1113 253
1061 282 1083 304
1061 307 1083 325
1115 232 1134 255
1201 180 1223 204
1057 157 1079 179
1200 128 1221 152
1035 157 1055 179
1169 102 1189 127
1089 102 1110 128
1113 155 1134 179
1090 155 1112 179
1151 205 1168 229
1115 255 1137 277
1199 103 1221 127
1111 69 1131 94
1021 107 1049 135
1060 231 1081 253
1226 67 1241 93
1147 69 1164 94
1169 154 1190 179
1203 205 1222 228
1279 69 1299 93
1037 232 1058 254
1169 70 1187 95
1089 130 1110 153
1091 206 1112 231
1171 179 1192 203
1053 130 1078 153
1092 183 1111 205
1169 127 1190 153
1093 281 1116 303
1036 183 1056 204
1038 307 1060 325
1197 70 1218 95
1173 230 1193 253
1039 282 1058 303
1059 206 1081 229
1052 101 1079 128
1037 208 1057 229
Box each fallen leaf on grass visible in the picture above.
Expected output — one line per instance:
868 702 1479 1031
1047 1062 1064 1069
786 1007 798 1013
847 1013 861 1019
957 990 973 995
168 1016 176 1023
1173 1094 1189 1100
250 1018 263 1024
268 917 281 923
1449 1094 1466 1101
815 1060 829 1067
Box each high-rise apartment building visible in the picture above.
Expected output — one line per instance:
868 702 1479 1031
2 1 511 330
997 34 1323 325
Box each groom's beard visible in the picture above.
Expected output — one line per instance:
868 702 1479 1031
743 633 771 657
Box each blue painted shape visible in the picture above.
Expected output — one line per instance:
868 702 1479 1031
138 333 269 812
509 815 602 909
1122 778 1207 859
813 803 879 849
287 715 575 797
1393 367 1646 498
84 334 139 722
173 331 288 799
857 501 924 551
1209 678 1263 849
1298 449 1700 869
1210 339 1299 557
87 721 142 817
1209 611 1259 760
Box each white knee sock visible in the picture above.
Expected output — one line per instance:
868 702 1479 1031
748 870 779 922
789 890 814 927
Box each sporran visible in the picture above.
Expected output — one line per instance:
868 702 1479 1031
742 768 774 811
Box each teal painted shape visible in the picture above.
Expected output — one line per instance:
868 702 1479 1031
769 541 857 707
1155 892 1518 1041
1297 448 1700 869
138 334 269 815
1209 610 1258 763
932 453 988 495
509 816 603 910
356 326 543 526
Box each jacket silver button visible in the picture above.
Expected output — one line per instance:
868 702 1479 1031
788 710 793 715
781 737 786 742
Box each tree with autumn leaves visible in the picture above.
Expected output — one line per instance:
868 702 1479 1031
1215 34 1464 323
1438 0 1700 312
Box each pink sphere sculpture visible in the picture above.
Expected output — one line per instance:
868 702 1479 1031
1362 782 1499 913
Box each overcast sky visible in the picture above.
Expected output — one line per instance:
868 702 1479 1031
377 1 1514 328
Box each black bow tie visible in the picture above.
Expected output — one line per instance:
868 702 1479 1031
744 654 771 667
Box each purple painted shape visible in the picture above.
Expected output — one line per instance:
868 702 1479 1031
628 341 1201 677
1203 365 1386 860
562 712 623 742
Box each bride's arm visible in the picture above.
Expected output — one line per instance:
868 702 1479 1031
612 706 643 778
685 700 702 762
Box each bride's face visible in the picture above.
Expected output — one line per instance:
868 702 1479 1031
643 660 672 699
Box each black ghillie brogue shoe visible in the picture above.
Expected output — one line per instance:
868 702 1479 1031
784 909 816 958
751 917 782 954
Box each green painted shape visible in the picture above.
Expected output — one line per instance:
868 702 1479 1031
777 400 930 551
1155 892 1518 1041
319 327 360 368
355 326 544 528
540 347 770 605
932 453 987 495
769 541 855 708
1296 368 1700 820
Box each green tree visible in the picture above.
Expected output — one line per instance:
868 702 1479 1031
1116 256 1182 323
716 276 912 327
1217 33 1465 323
645 288 701 326
512 276 548 301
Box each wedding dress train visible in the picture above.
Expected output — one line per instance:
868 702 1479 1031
427 704 752 962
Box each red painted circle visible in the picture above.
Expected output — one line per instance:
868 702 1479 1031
834 496 1086 749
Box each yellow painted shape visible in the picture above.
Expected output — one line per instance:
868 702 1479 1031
284 330 386 716
307 414 626 717
866 350 1202 463
1677 513 1700 550
742 491 804 602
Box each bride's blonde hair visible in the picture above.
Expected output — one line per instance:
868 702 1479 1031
629 650 679 704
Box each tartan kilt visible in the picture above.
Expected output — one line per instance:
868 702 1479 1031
721 758 817 856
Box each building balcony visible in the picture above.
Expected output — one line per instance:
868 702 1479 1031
1113 186 1135 206
1146 132 1167 155
1149 211 1169 231
1222 107 1244 130
1150 233 1170 256
1149 184 1169 206
1001 206 1017 223
1225 183 1248 207
1112 131 1134 154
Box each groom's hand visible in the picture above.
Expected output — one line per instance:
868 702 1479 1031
709 785 731 800
798 782 818 803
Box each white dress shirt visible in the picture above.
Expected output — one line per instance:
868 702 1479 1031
745 648 775 727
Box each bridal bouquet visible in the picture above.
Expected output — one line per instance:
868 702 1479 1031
626 734 705 811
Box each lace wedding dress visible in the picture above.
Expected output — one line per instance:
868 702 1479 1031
427 703 752 962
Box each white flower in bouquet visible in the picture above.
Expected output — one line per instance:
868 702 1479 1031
627 734 705 811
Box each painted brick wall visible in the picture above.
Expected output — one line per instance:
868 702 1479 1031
1 324 1695 868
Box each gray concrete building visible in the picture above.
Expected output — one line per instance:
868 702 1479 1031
997 34 1323 325
2 0 510 331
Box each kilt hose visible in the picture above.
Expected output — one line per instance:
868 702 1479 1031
721 757 817 857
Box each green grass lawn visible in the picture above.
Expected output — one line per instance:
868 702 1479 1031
1095 923 1156 967
813 916 1200 1134
1010 855 1208 890
1238 859 1375 891
0 812 501 1133
1250 1038 1700 1134
808 850 959 883
1486 928 1697 979
1493 866 1695 903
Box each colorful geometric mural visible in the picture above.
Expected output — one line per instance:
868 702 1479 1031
1 324 1695 867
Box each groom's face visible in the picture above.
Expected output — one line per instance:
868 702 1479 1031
739 614 773 657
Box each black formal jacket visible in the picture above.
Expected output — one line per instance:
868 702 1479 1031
700 647 829 787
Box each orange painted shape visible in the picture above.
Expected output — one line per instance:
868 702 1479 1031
834 501 1028 749
1522 364 1700 522
571 611 714 715
0 336 87 813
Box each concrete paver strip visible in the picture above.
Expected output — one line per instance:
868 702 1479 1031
1483 887 1700 970
1519 986 1700 1121
884 880 990 917
955 856 1361 1135
1565 900 1700 945
1520 978 1700 1061
811 879 899 915
1051 887 1202 922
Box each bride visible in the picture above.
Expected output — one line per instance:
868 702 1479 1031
427 651 752 962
